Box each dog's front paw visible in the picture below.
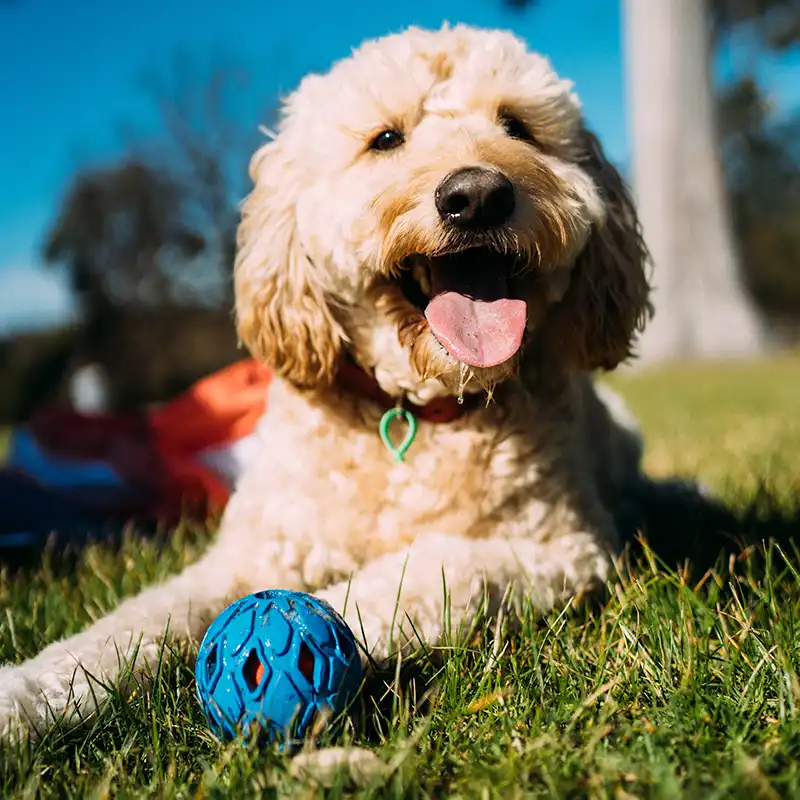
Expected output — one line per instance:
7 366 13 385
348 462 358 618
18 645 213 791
319 582 477 666
317 585 400 664
0 658 99 745
0 665 39 744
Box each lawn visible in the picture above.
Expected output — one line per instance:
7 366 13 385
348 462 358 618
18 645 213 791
2 354 800 798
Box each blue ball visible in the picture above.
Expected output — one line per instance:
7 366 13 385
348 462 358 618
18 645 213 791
195 589 363 743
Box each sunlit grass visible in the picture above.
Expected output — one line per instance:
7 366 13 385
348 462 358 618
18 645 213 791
607 350 800 499
0 427 9 462
1 354 799 798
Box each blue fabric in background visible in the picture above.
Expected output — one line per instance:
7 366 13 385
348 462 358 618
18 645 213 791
0 471 119 552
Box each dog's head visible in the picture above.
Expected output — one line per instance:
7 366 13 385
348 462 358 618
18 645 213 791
235 25 651 403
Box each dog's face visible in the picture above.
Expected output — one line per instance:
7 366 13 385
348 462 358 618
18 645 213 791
236 25 651 402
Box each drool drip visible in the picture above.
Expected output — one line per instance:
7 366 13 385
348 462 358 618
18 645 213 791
457 362 474 405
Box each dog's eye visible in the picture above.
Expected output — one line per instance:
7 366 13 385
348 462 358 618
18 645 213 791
369 129 405 152
499 114 536 145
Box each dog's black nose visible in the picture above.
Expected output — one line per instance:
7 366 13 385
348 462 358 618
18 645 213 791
435 167 516 229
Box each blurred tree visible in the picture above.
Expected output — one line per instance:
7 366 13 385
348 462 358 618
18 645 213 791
0 327 77 423
46 56 264 320
39 56 265 411
508 0 799 358
43 160 219 407
712 1 800 342
721 80 800 337
711 0 800 51
45 161 206 306
126 55 262 306
624 0 767 364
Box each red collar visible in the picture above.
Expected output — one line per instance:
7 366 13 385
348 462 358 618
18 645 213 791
337 358 479 423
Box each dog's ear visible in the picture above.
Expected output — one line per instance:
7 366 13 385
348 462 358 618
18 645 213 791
234 139 345 389
545 128 652 370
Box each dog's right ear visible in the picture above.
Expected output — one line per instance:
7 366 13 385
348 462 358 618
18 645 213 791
234 139 345 390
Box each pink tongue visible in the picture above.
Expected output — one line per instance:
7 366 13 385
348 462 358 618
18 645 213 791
425 293 527 368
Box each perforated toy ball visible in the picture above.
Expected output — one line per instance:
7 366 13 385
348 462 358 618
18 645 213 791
195 589 363 743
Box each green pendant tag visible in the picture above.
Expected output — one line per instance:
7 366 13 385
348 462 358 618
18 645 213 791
379 407 417 462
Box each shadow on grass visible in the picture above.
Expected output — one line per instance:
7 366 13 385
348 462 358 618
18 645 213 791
619 477 800 577
338 661 430 747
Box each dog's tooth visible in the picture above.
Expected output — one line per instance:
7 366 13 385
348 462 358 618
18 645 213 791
412 262 432 297
420 272 432 297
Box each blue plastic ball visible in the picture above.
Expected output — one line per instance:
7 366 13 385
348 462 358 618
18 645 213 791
195 589 363 743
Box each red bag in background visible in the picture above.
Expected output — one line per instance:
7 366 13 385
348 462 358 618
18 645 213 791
4 359 272 526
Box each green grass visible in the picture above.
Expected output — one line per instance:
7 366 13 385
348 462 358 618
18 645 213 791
2 354 800 798
0 427 9 462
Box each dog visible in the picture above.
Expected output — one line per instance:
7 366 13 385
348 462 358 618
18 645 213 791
0 23 651 744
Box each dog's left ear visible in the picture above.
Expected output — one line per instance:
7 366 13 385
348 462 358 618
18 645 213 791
545 128 652 370
234 138 345 390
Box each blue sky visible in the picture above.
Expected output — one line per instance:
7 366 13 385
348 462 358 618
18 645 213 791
0 0 798 334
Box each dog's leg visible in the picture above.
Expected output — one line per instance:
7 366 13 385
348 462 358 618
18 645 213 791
318 528 612 663
0 542 285 744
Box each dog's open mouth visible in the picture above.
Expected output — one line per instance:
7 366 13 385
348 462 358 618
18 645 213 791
398 247 528 369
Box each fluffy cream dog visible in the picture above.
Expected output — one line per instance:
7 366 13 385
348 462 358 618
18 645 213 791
0 23 651 743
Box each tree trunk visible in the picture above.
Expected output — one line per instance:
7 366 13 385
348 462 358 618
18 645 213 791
623 0 767 365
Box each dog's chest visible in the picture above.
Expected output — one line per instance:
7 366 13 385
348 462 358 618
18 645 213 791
251 389 543 561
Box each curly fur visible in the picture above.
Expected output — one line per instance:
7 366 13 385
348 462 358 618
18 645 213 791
0 24 652 744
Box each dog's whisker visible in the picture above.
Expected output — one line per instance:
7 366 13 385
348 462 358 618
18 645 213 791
258 125 279 141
